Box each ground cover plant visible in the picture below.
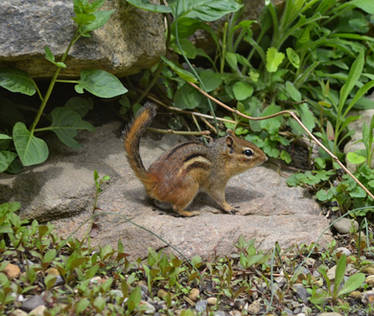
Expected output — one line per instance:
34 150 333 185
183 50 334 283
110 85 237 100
1 201 374 315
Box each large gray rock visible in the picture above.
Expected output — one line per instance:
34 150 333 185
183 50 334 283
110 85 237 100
0 121 331 259
0 0 165 78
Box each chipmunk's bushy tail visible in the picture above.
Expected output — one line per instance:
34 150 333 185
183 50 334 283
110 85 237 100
124 103 157 180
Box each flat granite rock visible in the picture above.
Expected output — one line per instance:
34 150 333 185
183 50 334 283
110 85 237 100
0 121 332 259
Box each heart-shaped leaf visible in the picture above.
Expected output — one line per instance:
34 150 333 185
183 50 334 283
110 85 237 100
13 122 49 166
0 151 17 172
50 107 94 149
0 68 36 96
76 70 127 98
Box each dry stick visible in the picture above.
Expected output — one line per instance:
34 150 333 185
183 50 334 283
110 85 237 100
148 127 210 136
188 81 374 201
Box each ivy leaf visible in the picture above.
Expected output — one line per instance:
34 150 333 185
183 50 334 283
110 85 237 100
65 97 94 117
199 69 222 92
299 103 316 132
352 0 374 14
174 83 203 109
76 70 127 98
0 68 36 96
50 107 95 149
0 151 17 172
232 81 253 101
285 81 301 102
260 104 283 134
346 152 366 165
266 47 285 73
13 122 49 166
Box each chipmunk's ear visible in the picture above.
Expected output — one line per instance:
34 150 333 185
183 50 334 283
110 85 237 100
225 130 234 152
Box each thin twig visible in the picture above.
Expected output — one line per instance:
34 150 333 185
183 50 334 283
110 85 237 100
188 81 374 201
148 127 210 136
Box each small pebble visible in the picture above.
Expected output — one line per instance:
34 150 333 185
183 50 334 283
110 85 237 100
207 297 217 305
296 313 306 316
89 276 104 284
22 295 45 312
157 289 168 299
362 266 374 275
332 218 358 234
246 299 261 314
4 263 21 279
349 290 362 299
230 311 241 316
139 300 155 314
213 311 225 316
189 288 200 301
195 300 207 313
362 290 374 305
334 247 351 257
293 283 309 303
10 309 28 316
304 257 315 266
317 313 343 316
366 275 374 286
327 265 337 280
29 305 47 316
45 267 64 286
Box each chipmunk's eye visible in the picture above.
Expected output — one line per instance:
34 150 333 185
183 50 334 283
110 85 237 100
243 149 253 157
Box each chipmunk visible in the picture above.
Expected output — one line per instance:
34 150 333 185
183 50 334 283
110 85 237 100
124 103 267 217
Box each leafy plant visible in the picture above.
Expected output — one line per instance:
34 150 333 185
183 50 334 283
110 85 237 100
309 254 365 307
0 0 127 173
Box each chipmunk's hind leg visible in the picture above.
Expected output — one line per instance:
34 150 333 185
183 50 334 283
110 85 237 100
170 179 200 217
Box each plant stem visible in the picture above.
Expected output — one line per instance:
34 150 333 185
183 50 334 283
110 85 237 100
55 79 80 84
29 32 81 133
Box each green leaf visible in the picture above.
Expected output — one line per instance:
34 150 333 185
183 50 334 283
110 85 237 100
232 81 253 101
127 286 141 312
225 52 238 72
338 273 365 296
80 10 115 34
347 152 366 165
174 83 203 109
199 69 222 92
65 97 94 117
44 274 57 290
50 107 94 149
77 70 127 98
171 0 242 22
316 189 334 201
285 81 301 102
161 57 197 82
286 47 300 69
44 46 67 69
339 49 364 109
75 298 90 314
0 134 12 140
333 254 346 298
352 0 374 14
43 249 57 263
13 122 49 166
126 0 172 14
260 104 283 134
299 103 315 132
0 151 17 173
0 68 36 96
266 47 285 73
93 296 106 312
